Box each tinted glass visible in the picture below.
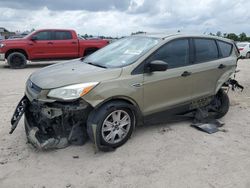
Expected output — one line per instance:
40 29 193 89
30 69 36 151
194 39 218 63
54 31 72 40
148 39 189 69
217 41 232 58
35 31 52 40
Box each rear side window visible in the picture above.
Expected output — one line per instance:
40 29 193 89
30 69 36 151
148 39 189 69
217 41 232 58
54 31 72 40
194 39 218 63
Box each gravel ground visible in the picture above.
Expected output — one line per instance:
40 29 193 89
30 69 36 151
0 60 250 188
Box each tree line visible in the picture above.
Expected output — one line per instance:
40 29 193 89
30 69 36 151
210 31 250 42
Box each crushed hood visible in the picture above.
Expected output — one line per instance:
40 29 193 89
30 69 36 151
30 59 122 89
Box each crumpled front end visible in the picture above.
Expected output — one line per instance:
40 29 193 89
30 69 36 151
24 98 93 150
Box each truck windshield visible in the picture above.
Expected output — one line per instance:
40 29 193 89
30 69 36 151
83 36 159 68
23 31 36 39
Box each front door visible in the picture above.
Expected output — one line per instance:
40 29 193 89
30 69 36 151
143 38 194 115
28 31 54 59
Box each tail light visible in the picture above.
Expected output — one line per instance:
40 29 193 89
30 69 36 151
239 48 244 51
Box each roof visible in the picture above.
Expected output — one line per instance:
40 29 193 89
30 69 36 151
35 29 75 32
134 32 233 43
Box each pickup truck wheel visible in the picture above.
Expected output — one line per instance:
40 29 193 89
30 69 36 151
7 52 27 69
209 89 230 119
87 101 135 148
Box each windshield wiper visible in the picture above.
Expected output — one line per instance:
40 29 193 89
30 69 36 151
85 62 107 69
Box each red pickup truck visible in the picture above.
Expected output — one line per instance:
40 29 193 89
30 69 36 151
0 29 109 68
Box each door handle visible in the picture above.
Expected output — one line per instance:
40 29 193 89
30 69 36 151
47 42 53 45
181 71 192 77
72 41 77 44
218 64 226 69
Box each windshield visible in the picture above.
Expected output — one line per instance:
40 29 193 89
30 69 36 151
23 31 36 39
83 36 159 68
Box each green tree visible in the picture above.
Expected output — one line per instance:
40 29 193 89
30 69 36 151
239 32 247 41
226 33 238 41
216 31 222 37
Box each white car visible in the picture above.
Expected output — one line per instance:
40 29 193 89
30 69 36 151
237 42 250 58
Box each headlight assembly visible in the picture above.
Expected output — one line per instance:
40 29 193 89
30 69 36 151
47 82 99 100
0 43 6 48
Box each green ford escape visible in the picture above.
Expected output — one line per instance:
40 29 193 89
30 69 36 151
10 34 240 150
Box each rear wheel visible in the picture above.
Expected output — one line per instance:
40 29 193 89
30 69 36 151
209 89 230 119
7 52 27 69
246 52 250 59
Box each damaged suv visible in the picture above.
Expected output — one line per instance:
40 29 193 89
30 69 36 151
11 34 240 150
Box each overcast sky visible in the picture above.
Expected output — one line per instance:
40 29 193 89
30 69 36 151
0 0 249 36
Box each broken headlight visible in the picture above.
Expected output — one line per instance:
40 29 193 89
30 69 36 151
47 82 99 101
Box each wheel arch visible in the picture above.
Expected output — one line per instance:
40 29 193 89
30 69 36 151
83 47 99 56
5 49 29 59
92 96 143 125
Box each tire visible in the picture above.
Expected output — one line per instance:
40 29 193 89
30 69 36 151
7 52 27 69
209 89 230 119
246 52 250 59
87 101 135 148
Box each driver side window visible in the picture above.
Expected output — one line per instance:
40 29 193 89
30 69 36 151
35 31 52 40
148 39 190 69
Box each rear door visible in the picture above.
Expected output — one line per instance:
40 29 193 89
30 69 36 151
143 38 194 115
50 31 79 58
188 38 235 99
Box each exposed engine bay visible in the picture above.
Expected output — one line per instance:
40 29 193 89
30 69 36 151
12 98 92 149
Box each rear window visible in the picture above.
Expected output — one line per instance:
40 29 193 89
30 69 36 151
217 41 233 58
194 39 218 63
54 31 72 40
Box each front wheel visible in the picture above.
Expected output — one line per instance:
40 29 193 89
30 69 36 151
7 52 27 69
87 101 135 148
209 89 230 119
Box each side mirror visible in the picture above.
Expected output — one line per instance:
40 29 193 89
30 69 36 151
147 60 168 72
31 35 38 41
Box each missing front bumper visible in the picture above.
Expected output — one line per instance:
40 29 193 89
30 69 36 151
25 117 69 149
11 96 93 150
